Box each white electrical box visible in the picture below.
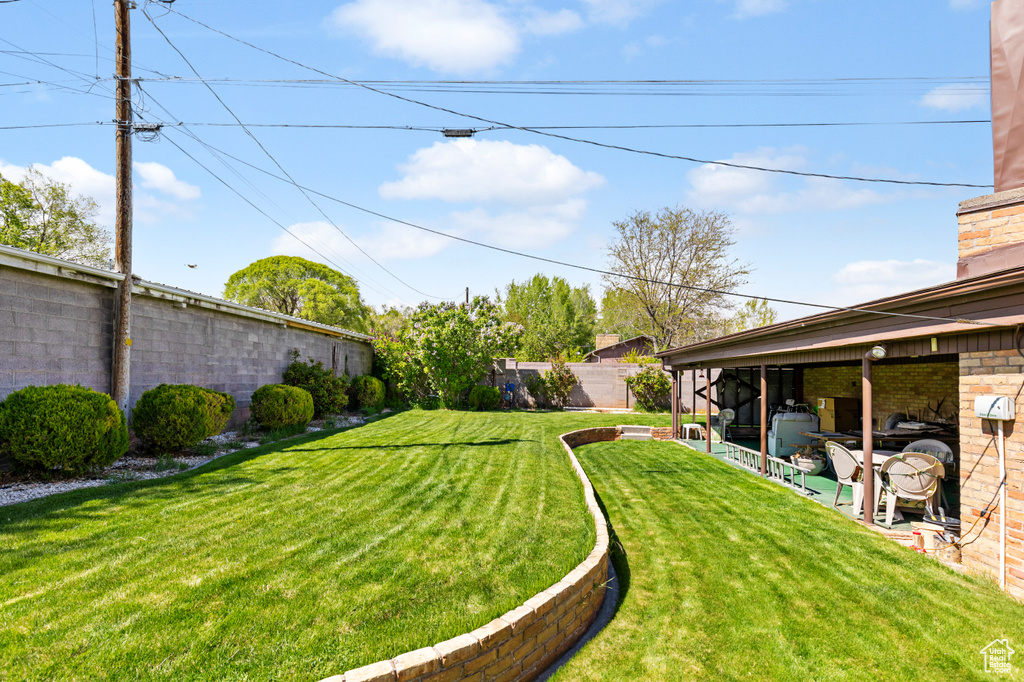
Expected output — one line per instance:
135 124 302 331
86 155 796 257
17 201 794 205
974 395 1016 421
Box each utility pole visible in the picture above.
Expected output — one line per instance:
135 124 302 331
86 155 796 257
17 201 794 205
111 0 133 412
465 287 469 306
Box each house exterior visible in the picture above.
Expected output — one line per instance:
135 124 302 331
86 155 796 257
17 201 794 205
657 187 1024 600
584 334 655 363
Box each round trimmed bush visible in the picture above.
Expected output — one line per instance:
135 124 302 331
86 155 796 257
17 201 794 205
350 375 385 410
468 385 500 411
282 356 348 417
250 384 314 429
0 384 129 473
131 384 235 453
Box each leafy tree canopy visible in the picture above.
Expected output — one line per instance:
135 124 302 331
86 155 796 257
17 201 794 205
602 206 750 352
0 169 111 268
223 255 370 332
501 274 597 361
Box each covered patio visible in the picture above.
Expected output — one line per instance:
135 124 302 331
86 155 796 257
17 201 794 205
657 245 1024 598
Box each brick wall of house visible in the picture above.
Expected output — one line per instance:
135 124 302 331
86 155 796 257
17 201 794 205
957 191 1024 279
802 362 960 426
958 350 1024 600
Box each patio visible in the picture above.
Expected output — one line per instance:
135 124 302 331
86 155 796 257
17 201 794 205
675 437 962 534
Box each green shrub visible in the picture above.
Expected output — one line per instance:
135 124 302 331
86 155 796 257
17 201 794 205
0 384 129 473
250 384 314 429
350 375 385 410
624 365 671 412
282 353 349 417
131 384 235 453
525 359 577 408
467 385 500 411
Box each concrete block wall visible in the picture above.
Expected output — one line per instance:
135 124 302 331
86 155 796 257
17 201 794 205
0 250 372 426
129 296 371 422
0 264 113 395
319 426 616 682
958 350 1024 600
496 360 707 411
802 361 960 425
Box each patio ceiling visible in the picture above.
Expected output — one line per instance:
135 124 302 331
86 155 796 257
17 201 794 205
659 265 1024 370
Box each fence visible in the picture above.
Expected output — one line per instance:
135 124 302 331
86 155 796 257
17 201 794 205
492 359 718 411
0 245 372 425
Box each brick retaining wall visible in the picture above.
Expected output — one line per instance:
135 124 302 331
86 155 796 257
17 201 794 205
319 427 622 682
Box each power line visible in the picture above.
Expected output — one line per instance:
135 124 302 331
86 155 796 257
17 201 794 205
142 5 441 301
177 132 996 328
161 6 992 190
132 83 414 303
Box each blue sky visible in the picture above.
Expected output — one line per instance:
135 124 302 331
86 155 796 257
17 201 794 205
0 0 996 322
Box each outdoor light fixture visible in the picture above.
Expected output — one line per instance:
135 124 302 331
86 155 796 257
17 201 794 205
866 345 887 360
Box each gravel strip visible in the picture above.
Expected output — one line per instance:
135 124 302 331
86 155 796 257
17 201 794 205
0 413 370 508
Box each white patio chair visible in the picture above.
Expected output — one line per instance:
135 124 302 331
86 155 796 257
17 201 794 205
903 439 953 508
880 452 943 528
826 441 863 512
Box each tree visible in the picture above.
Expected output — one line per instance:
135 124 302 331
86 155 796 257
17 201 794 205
501 274 597 361
731 298 779 332
0 169 111 268
409 297 522 408
223 255 370 331
602 206 750 352
597 287 647 340
368 305 414 339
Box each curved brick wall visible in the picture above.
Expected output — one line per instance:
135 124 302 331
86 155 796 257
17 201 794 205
319 427 619 682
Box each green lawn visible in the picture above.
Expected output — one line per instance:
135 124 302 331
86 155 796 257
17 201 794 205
0 410 668 681
552 440 1024 681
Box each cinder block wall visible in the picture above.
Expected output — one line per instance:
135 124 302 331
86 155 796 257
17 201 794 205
958 350 1024 600
0 257 371 426
0 264 114 395
495 360 713 412
802 362 960 425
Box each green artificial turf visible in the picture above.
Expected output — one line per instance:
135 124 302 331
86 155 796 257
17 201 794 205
552 440 1024 681
0 410 668 681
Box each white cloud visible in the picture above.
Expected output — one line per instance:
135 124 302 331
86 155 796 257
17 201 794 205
1 157 199 228
730 0 787 19
450 202 585 248
522 7 582 35
581 0 661 25
831 259 956 304
1 156 116 226
379 139 605 206
328 0 520 74
949 0 985 10
272 220 450 263
380 139 602 248
686 147 895 215
919 83 988 112
134 162 201 201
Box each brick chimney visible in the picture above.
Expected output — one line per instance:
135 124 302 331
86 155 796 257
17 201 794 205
595 334 620 349
957 189 1024 278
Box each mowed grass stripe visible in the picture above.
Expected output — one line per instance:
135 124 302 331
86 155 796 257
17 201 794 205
554 440 1024 682
0 410 668 681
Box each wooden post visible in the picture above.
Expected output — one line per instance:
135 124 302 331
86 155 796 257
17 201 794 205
760 363 768 477
862 357 875 525
705 369 712 453
111 0 133 412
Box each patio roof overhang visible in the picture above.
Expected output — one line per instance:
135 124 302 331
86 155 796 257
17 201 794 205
658 265 1024 370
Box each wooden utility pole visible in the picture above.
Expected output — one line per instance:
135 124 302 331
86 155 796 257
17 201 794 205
111 0 133 411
